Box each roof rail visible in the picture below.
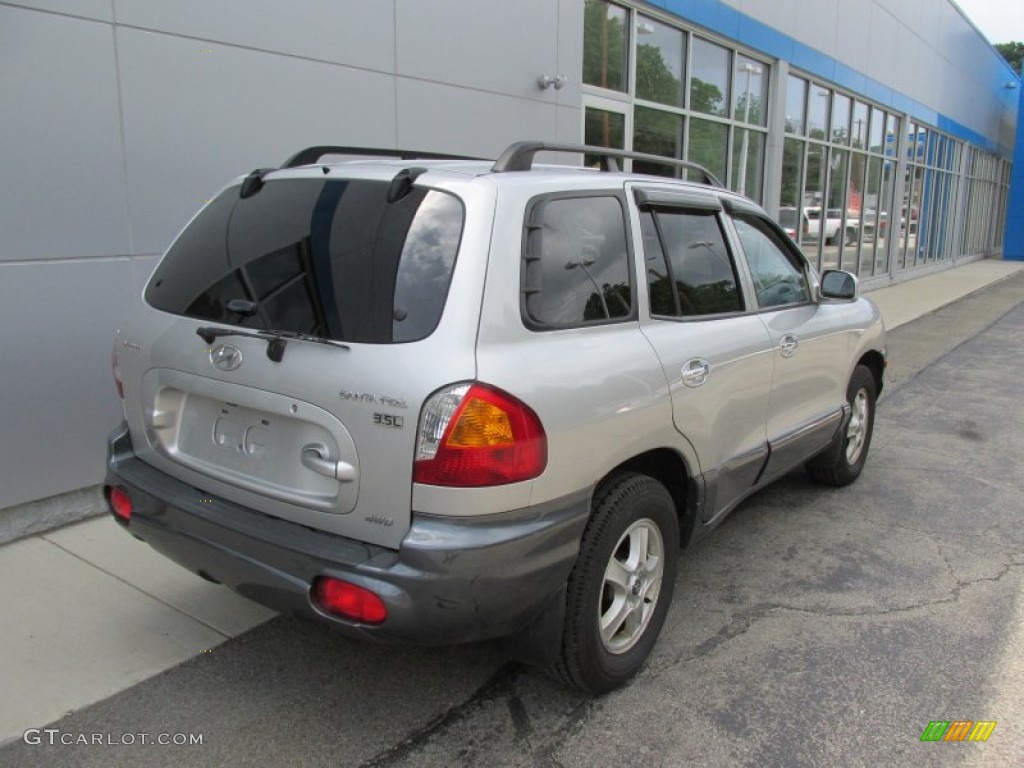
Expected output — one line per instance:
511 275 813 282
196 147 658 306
491 141 723 187
281 146 485 169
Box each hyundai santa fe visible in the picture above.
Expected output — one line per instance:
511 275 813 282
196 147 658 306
105 140 886 693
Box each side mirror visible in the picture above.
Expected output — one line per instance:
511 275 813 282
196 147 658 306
819 269 858 301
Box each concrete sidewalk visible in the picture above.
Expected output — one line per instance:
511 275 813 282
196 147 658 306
1 257 1022 748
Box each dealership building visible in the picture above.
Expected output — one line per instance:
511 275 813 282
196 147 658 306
1 0 1021 525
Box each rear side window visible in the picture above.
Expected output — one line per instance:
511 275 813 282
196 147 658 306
639 209 743 317
145 179 463 343
521 194 633 328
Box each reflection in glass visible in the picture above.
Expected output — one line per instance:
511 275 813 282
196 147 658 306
634 106 683 176
779 138 805 233
527 196 631 326
690 37 729 116
731 128 765 202
852 101 869 150
635 15 684 107
584 107 625 168
824 148 849 270
785 75 807 135
733 56 767 126
869 107 885 152
831 93 851 144
847 152 867 272
688 118 728 186
802 144 826 268
583 0 629 92
640 210 741 316
808 86 829 139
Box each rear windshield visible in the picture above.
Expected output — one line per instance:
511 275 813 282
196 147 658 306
145 178 464 343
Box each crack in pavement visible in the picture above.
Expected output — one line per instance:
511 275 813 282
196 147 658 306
660 561 1021 670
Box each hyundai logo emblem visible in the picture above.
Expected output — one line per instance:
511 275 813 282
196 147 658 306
210 344 243 372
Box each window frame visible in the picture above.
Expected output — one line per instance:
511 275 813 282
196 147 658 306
520 190 638 332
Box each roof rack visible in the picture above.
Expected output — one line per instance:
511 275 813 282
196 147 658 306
281 146 485 169
491 141 723 187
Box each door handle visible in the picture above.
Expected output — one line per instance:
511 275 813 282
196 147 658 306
779 334 799 358
681 358 711 388
301 444 355 482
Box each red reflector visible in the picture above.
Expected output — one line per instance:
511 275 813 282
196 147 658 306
107 486 133 522
312 577 387 625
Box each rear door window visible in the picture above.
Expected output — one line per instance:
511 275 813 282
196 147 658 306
639 208 743 317
145 178 464 343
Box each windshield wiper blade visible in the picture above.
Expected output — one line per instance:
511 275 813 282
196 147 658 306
195 326 348 363
257 329 350 351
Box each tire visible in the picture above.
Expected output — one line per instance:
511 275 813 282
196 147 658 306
552 473 678 694
845 227 857 246
806 364 876 486
826 233 837 246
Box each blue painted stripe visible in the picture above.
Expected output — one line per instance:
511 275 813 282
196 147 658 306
644 0 1018 157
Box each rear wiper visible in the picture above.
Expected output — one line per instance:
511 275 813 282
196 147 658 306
196 326 349 363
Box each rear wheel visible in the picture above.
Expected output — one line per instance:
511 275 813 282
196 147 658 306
552 473 678 694
806 364 876 486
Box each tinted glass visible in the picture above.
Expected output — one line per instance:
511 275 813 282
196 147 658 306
639 208 741 316
635 15 684 107
634 106 683 176
689 37 729 117
523 196 632 327
146 179 463 344
786 75 807 135
688 118 727 187
732 56 767 126
731 214 809 308
583 0 629 92
585 107 626 168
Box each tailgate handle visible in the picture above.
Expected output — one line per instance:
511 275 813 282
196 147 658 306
301 444 355 482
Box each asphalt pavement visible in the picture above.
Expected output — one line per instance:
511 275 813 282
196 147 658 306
1 259 1022 767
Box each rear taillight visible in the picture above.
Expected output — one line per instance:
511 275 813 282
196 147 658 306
111 343 123 399
312 576 387 624
414 382 547 487
106 485 133 523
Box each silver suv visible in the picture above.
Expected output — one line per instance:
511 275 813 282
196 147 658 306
105 141 886 693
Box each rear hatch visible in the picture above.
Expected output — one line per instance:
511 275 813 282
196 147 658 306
120 169 482 548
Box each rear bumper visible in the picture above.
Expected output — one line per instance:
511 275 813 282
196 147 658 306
105 423 590 645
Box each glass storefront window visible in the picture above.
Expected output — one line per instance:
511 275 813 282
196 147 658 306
808 86 829 139
780 137 804 211
869 107 885 152
583 0 630 92
831 93 851 144
732 128 765 201
733 55 767 126
634 106 683 176
786 75 807 135
635 15 684 107
688 118 728 185
690 37 730 117
584 107 625 167
852 101 869 150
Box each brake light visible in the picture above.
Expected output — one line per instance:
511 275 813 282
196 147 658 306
106 486 133 522
111 343 123 399
414 382 547 487
312 576 387 624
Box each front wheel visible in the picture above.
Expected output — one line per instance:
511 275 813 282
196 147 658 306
552 473 678 694
806 364 877 486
